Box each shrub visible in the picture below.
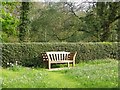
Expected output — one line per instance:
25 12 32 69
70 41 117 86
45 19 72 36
1 42 119 67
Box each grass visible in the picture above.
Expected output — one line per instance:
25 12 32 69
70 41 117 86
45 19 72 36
1 59 118 88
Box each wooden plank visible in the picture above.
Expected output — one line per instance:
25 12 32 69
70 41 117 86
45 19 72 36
46 52 70 61
48 61 51 69
50 60 73 63
45 51 76 69
68 62 70 67
57 54 59 61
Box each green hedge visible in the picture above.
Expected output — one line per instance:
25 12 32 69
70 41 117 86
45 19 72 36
1 42 119 67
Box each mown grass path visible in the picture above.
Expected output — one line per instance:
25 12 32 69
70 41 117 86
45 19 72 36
44 71 80 88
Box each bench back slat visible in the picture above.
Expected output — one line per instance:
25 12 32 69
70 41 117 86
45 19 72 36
46 51 70 61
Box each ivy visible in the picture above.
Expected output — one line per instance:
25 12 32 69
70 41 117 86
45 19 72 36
19 2 30 42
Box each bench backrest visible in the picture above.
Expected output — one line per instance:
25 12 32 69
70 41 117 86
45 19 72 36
46 51 70 61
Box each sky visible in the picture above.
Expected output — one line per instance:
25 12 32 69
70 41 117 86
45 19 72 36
31 0 118 2
2 0 120 2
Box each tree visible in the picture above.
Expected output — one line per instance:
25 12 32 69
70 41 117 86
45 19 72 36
30 2 80 42
1 2 20 42
65 1 120 42
19 2 30 42
96 2 120 41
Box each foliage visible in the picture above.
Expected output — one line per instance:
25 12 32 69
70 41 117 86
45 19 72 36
2 42 118 67
19 2 30 42
64 2 120 42
28 2 120 42
30 2 80 42
80 2 120 41
1 2 120 42
1 2 20 42
1 59 118 88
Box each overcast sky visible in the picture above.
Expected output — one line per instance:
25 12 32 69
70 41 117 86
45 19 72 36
2 0 119 2
31 0 119 2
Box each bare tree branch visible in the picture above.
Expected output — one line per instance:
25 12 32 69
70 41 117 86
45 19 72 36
52 30 77 41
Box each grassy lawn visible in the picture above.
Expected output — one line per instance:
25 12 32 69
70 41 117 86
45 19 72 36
1 59 118 88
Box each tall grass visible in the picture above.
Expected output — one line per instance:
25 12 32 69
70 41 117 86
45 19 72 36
1 59 118 88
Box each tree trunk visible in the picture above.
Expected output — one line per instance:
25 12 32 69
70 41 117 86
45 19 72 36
100 22 110 42
117 18 120 60
19 2 30 42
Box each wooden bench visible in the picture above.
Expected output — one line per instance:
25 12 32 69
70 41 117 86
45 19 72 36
42 51 77 69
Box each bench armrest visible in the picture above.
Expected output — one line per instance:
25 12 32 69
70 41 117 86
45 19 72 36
68 52 77 61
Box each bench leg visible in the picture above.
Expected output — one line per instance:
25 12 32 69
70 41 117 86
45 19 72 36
68 62 70 67
73 61 75 67
48 62 51 69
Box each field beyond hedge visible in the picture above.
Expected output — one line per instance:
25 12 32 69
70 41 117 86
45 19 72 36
1 59 118 88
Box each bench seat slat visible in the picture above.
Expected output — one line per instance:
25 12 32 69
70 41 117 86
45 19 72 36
50 60 73 63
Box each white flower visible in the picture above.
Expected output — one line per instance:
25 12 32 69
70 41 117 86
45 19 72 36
15 61 18 65
11 64 14 67
88 76 90 78
7 62 9 65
